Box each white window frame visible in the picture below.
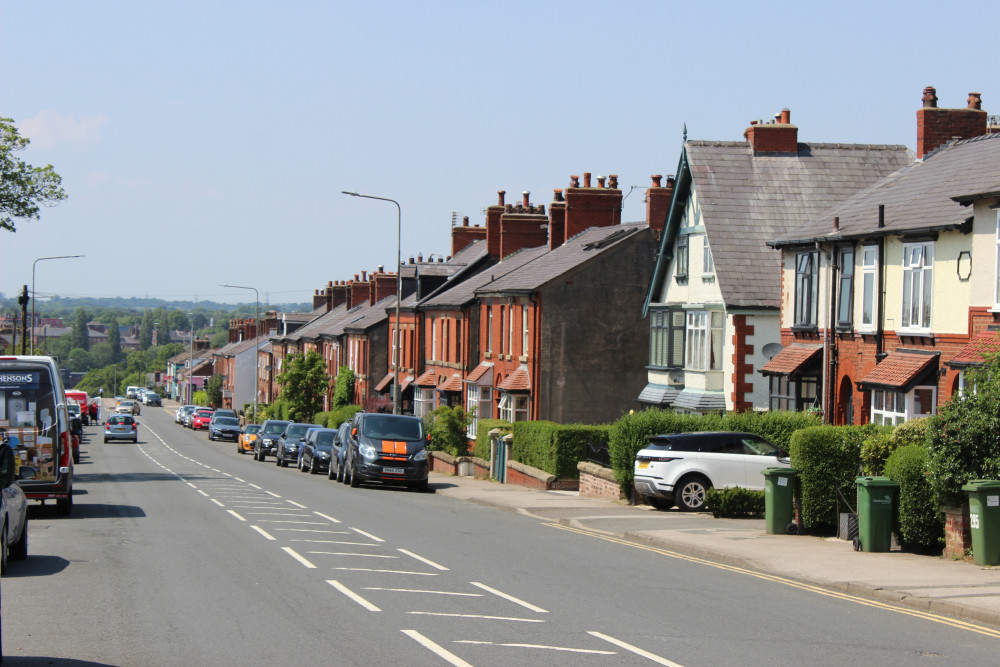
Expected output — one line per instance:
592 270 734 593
521 307 529 356
870 386 936 425
466 384 492 437
860 245 878 332
498 393 529 423
685 310 723 371
994 211 1000 308
431 317 438 362
487 306 493 354
794 251 819 327
702 239 714 275
414 387 435 418
900 241 934 332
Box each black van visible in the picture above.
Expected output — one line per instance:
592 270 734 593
342 413 430 492
0 356 74 515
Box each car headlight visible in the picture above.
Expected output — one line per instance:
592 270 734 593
358 443 377 459
412 449 428 462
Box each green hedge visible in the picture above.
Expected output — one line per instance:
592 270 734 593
474 419 511 459
705 487 765 518
860 418 930 476
314 404 363 429
788 424 886 530
608 409 819 497
509 422 611 479
884 443 943 553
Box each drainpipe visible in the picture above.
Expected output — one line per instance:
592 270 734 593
819 243 832 424
876 206 886 362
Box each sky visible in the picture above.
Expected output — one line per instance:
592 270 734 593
2 1 996 307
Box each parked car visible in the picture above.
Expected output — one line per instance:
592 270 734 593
66 402 84 437
104 414 138 443
632 431 790 511
125 386 140 400
182 406 202 428
328 421 352 482
191 409 214 430
65 390 90 425
0 438 33 574
238 424 261 455
275 422 314 467
208 416 241 442
142 392 161 406
176 404 197 424
116 399 140 416
298 427 336 474
342 413 430 492
254 420 290 462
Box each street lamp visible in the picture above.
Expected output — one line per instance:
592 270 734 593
31 254 83 354
221 284 260 424
342 191 402 415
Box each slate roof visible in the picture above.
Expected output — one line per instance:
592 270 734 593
637 383 680 406
773 133 1000 245
858 350 939 391
477 223 648 296
343 295 397 334
421 247 546 308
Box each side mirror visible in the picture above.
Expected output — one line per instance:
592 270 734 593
351 427 358 436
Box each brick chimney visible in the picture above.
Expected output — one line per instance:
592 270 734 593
373 271 397 303
452 215 486 256
499 192 548 259
486 190 506 258
330 281 349 309
548 188 566 249
563 171 622 240
744 108 798 154
646 174 675 238
916 86 987 159
349 275 369 307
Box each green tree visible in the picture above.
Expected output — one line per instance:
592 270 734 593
0 117 67 233
66 348 94 372
108 315 122 362
205 374 223 408
168 310 189 331
139 309 154 350
155 308 170 347
90 341 113 368
275 351 331 423
423 405 472 456
332 366 355 408
72 308 91 351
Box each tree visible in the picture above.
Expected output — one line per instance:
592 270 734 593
66 348 94 372
72 308 90 351
423 405 472 457
275 351 331 423
205 374 223 408
332 366 355 408
168 310 189 333
0 117 67 232
139 309 154 350
108 315 122 362
155 308 170 348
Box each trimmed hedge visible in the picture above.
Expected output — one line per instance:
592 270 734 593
705 487 765 518
313 404 363 430
509 422 612 479
860 418 930 476
608 408 819 497
884 443 943 553
474 419 511 460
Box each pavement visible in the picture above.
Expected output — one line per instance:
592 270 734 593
431 470 1000 629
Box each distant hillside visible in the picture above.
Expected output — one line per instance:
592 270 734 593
0 294 312 315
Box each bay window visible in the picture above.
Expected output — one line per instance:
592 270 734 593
685 310 723 371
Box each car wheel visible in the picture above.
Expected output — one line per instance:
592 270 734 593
348 457 360 488
57 494 72 516
409 479 428 493
103 437 109 443
10 517 27 561
328 460 337 480
647 496 674 511
309 461 319 475
73 451 80 464
675 475 710 512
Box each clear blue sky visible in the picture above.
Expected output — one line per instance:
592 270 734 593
2 0 995 306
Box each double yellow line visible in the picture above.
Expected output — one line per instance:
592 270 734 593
545 522 1000 639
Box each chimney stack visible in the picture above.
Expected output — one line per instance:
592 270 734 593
744 108 798 154
646 174 675 238
916 86 987 159
486 190 506 258
563 170 623 240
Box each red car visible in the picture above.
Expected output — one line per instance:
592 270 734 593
191 409 214 430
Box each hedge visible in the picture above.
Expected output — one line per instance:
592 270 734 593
313 404 362 429
474 419 511 460
884 443 943 553
705 487 765 518
509 422 612 479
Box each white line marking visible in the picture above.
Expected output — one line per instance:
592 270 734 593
248 483 262 489
332 568 438 576
258 520 330 525
308 552 398 559
401 630 472 667
407 611 544 623
250 525 276 541
244 512 312 517
227 510 246 522
233 477 245 482
314 511 341 524
197 490 209 497
470 582 548 613
364 588 482 597
286 500 307 509
327 580 381 611
186 482 197 489
280 529 351 534
290 538 368 544
398 549 448 571
588 631 684 666
453 640 614 655
211 499 224 507
350 527 384 542
265 491 281 498
282 547 317 568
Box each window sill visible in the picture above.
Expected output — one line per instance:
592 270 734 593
791 324 819 333
701 275 715 283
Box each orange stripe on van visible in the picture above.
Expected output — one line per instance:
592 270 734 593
381 440 408 456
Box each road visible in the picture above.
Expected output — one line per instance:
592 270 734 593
3 404 1000 666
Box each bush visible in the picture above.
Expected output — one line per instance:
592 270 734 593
424 406 472 457
788 424 885 530
192 390 209 406
332 366 355 408
705 487 765 518
314 405 363 429
474 419 511 460
861 418 930 476
884 443 944 553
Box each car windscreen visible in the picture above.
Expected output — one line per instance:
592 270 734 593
263 422 289 435
286 424 310 438
361 416 424 440
215 418 239 427
244 425 261 434
107 416 133 425
315 431 335 448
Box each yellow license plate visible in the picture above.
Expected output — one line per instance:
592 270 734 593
638 461 650 470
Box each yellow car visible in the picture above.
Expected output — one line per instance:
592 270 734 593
238 424 260 455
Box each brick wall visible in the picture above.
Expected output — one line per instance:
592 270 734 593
452 218 487 256
578 462 625 501
730 314 755 412
548 190 566 249
564 172 621 240
943 505 972 560
645 175 674 238
916 87 987 159
500 211 548 259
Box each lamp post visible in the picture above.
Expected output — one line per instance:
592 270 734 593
221 284 260 423
342 191 402 415
31 254 83 355
188 313 195 405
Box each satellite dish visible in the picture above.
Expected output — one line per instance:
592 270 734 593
762 342 784 360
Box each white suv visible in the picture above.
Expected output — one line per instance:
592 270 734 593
632 431 789 511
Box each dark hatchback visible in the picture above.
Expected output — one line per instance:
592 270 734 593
342 413 430 492
299 427 336 474
208 416 241 442
275 422 314 467
254 420 290 462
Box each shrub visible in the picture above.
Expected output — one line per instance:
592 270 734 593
884 443 944 553
192 390 208 406
705 487 765 518
332 366 355 408
424 405 472 457
474 419 511 460
861 418 931 476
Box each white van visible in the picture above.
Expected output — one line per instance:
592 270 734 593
0 355 74 515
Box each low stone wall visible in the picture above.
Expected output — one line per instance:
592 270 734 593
943 504 972 560
429 451 491 479
505 460 578 491
578 461 625 501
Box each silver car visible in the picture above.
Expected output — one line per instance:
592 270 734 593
104 414 138 443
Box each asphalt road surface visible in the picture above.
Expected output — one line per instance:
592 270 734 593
4 405 1000 666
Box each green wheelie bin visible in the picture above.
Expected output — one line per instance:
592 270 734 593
962 480 1000 566
762 467 798 534
855 476 898 552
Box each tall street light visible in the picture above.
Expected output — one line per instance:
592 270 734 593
31 254 83 355
221 284 260 423
341 191 401 415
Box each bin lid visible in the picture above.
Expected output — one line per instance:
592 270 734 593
961 479 1000 492
855 476 899 488
761 467 799 476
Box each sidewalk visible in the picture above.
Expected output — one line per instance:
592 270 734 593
432 470 1000 628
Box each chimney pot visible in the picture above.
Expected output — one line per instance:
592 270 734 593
497 190 506 206
522 191 530 207
408 257 414 264
780 108 791 124
609 175 618 189
463 216 469 226
833 216 839 231
553 188 564 202
922 86 938 108
362 270 367 281
417 254 422 263
597 175 606 188
354 274 359 281
667 175 675 185
583 172 591 188
651 174 662 187
378 265 384 273
969 92 983 110
570 175 580 188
